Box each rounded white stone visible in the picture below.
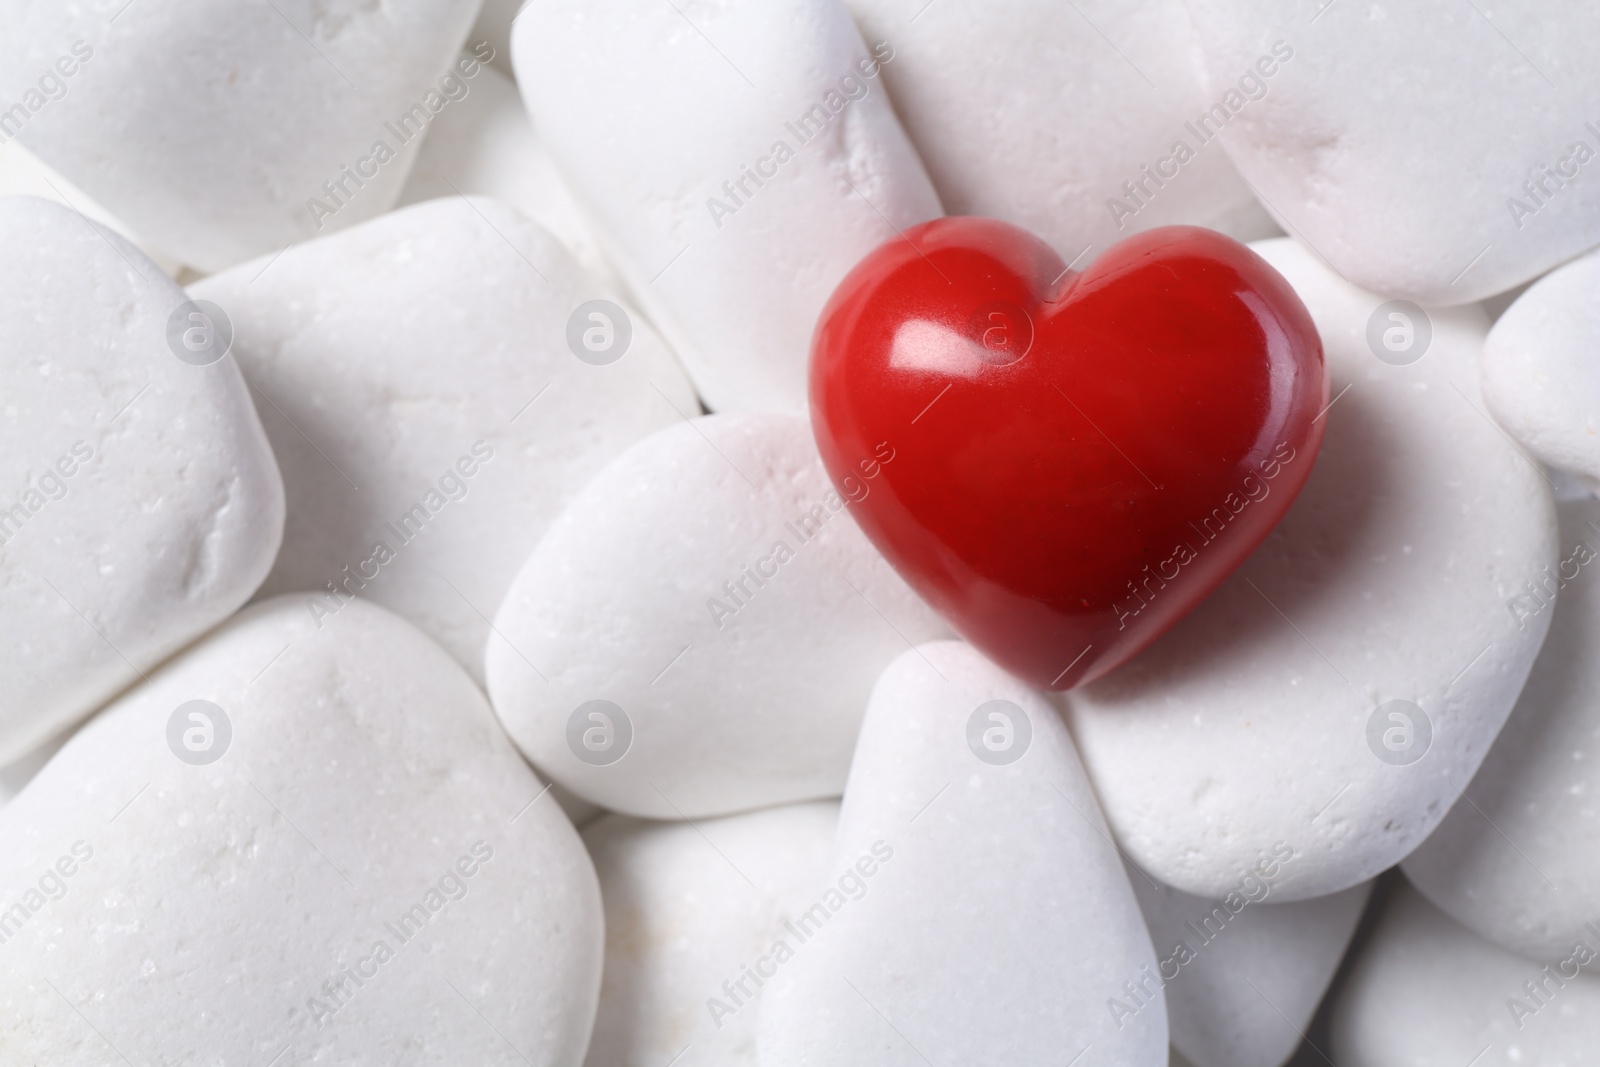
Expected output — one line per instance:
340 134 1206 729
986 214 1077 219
466 0 527 78
1181 0 1600 304
0 195 284 764
1404 492 1600 960
0 595 603 1064
1064 237 1559 901
582 802 839 1067
0 1 482 271
1128 862 1369 1067
758 641 1168 1066
190 196 696 682
841 0 1279 263
1483 247 1600 489
486 411 950 819
398 58 622 292
511 0 942 413
1331 881 1600 1067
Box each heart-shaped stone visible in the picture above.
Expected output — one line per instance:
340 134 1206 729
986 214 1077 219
810 217 1326 689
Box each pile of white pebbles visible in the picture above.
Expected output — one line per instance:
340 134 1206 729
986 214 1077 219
2 2 1599 1065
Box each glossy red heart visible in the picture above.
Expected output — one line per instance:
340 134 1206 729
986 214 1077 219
811 219 1327 690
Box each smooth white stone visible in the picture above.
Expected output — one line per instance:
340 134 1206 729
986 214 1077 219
1482 247 1600 488
1181 0 1600 304
842 0 1279 264
486 412 950 819
0 195 284 764
758 641 1168 1067
191 196 695 682
0 596 603 1065
512 0 942 413
1405 493 1600 960
1064 237 1559 901
0 2 481 271
1129 862 1369 1067
1331 881 1600 1067
398 58 621 291
582 802 838 1067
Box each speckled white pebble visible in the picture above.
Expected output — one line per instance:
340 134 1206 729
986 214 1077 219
0 596 603 1065
0 1 481 271
1064 237 1558 901
0 196 284 764
758 642 1167 1067
1405 492 1600 961
1482 247 1600 488
190 196 695 681
1181 0 1600 304
582 802 838 1067
1331 881 1600 1067
512 0 942 412
486 412 949 819
841 0 1278 263
1129 862 1370 1067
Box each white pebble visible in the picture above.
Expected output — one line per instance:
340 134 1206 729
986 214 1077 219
0 196 284 764
1405 492 1600 960
0 2 482 271
190 196 695 681
1482 247 1600 488
583 802 838 1067
1331 881 1600 1066
758 642 1168 1067
486 412 950 819
0 596 603 1064
1064 237 1558 901
1182 0 1600 303
1129 862 1369 1067
512 0 942 412
841 0 1279 262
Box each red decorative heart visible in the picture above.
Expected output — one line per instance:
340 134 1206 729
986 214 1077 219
810 219 1327 690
